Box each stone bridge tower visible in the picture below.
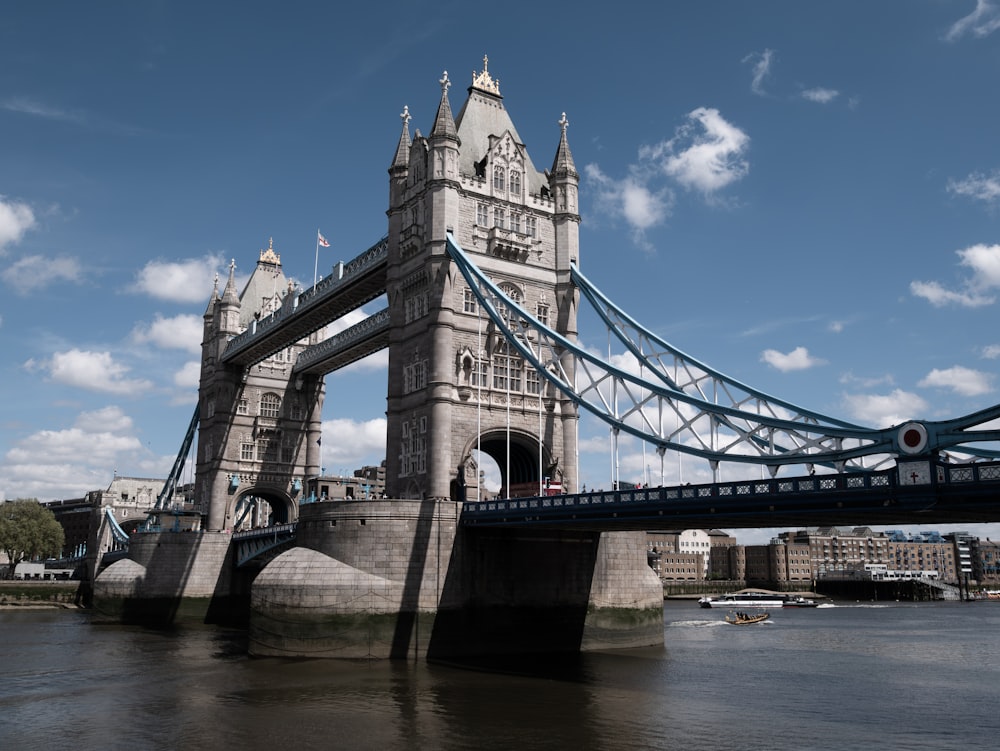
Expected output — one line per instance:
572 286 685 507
196 242 325 531
384 58 580 501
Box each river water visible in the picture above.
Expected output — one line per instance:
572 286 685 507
2 600 998 750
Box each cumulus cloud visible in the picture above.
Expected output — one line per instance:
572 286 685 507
918 366 994 397
842 389 928 428
26 349 154 396
0 406 147 500
743 49 775 95
802 87 840 104
135 253 226 304
948 169 1000 207
760 346 826 372
982 344 1000 359
0 196 36 253
584 108 748 248
132 313 203 353
2 254 84 293
654 108 750 194
911 243 1000 307
945 0 1000 41
319 417 386 469
173 360 201 389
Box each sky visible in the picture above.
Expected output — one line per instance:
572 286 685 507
2 1 999 545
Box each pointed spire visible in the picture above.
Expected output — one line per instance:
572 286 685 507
430 70 459 142
551 112 579 180
203 271 220 317
222 259 239 305
391 105 412 170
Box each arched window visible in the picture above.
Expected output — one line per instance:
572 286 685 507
493 165 505 192
509 170 521 197
260 392 281 419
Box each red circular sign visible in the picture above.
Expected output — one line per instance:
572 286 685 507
902 428 923 448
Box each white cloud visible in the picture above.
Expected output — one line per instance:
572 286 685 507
584 164 672 250
27 349 154 396
584 108 747 247
760 346 826 372
918 366 994 397
319 417 386 471
0 406 147 500
173 360 201 389
0 197 37 253
911 243 1000 307
654 107 750 194
1 254 84 293
743 48 775 95
842 389 928 428
945 0 1000 41
802 87 840 104
982 344 1000 359
132 313 203 353
135 253 225 303
948 170 1000 206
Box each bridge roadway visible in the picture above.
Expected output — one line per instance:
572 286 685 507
222 236 388 368
460 458 1000 531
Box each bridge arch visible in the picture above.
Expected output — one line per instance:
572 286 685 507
472 428 553 499
229 488 295 531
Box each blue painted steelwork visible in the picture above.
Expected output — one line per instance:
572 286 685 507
461 459 1000 529
155 405 200 511
232 523 298 567
445 233 1000 471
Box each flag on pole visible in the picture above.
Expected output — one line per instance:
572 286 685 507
317 231 330 248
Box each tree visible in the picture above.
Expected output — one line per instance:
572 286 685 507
0 499 65 577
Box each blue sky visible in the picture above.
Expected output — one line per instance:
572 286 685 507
2 2 999 544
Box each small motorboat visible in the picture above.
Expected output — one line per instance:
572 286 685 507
725 611 770 625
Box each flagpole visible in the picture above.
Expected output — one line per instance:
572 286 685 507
313 229 320 289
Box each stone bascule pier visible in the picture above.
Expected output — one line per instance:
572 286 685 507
94 58 664 659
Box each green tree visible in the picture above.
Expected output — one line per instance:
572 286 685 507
0 499 65 577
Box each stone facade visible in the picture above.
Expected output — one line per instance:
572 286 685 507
383 59 580 501
197 244 324 532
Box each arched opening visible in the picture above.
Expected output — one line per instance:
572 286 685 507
472 429 550 499
231 489 293 530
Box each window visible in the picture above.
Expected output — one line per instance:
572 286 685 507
510 211 522 234
493 165 505 192
526 367 540 395
470 359 488 388
281 441 295 464
240 441 254 461
463 287 477 313
476 203 489 226
510 170 521 197
237 398 249 416
257 431 279 462
493 342 522 392
536 302 549 327
404 291 428 323
493 207 505 230
526 216 538 238
260 393 281 419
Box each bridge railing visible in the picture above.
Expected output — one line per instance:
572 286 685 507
223 236 388 356
461 460 1000 520
293 307 390 371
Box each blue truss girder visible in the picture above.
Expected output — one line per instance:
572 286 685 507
445 233 1000 469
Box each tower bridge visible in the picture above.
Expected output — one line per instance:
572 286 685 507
93 57 1000 660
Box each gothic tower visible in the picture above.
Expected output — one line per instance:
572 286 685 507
384 57 580 501
197 242 325 531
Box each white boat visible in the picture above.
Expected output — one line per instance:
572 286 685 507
698 591 788 609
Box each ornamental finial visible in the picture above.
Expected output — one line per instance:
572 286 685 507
559 112 569 134
400 105 411 127
440 71 450 96
471 54 501 95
